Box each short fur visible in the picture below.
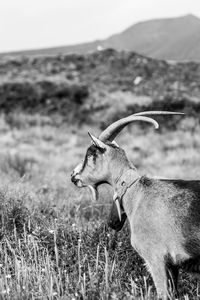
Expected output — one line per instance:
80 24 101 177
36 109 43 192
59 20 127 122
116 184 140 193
122 175 200 298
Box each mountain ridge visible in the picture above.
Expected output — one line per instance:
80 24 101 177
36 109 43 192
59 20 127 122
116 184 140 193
1 14 200 61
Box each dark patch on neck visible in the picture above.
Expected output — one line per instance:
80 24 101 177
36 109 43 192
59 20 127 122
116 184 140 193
107 202 127 231
139 176 153 187
182 256 200 274
164 253 175 267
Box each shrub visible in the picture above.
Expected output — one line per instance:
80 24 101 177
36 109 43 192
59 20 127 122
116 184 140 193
0 153 36 177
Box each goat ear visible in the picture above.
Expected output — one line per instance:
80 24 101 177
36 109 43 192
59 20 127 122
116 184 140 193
88 132 107 150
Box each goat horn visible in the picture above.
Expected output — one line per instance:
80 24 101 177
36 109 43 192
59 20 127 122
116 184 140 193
99 115 159 142
134 111 185 116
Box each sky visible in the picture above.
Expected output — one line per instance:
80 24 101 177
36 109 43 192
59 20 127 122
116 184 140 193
0 0 200 53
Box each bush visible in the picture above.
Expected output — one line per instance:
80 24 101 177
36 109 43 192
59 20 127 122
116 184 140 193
0 79 89 116
0 153 36 177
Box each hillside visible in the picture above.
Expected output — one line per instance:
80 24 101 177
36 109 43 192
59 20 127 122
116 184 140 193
1 47 200 300
2 14 200 62
0 49 200 126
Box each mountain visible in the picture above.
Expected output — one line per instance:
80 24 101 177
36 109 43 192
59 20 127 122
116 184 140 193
2 14 200 61
104 14 200 61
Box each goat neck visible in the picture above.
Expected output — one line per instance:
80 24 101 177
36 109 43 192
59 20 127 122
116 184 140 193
106 149 134 185
114 168 140 193
107 156 139 220
114 167 139 202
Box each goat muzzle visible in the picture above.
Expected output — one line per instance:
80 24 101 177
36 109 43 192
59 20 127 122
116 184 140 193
71 174 83 187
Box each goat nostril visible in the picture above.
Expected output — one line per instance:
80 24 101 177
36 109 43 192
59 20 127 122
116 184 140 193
71 175 75 183
71 175 79 185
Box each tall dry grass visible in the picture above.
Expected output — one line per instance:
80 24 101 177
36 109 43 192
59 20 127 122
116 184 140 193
0 112 199 299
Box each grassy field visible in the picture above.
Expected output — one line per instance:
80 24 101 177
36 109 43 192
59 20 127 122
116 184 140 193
0 112 199 299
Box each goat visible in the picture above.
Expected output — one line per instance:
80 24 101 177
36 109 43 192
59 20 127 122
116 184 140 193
71 111 200 299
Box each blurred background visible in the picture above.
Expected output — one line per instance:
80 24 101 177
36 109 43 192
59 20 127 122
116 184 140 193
0 0 200 298
0 0 200 204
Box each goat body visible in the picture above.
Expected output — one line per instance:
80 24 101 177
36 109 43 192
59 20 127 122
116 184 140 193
71 111 192 299
119 173 200 297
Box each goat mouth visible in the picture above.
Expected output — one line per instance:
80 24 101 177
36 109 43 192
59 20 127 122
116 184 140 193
72 179 86 188
77 180 83 187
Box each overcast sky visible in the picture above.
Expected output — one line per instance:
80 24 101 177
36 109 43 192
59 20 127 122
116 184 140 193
0 0 200 53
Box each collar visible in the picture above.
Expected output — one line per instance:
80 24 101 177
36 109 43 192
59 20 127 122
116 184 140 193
113 168 139 204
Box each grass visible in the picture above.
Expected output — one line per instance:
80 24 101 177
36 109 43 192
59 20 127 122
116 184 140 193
0 187 143 299
0 112 200 299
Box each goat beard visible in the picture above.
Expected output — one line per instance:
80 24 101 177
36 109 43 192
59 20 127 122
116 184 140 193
87 184 99 201
87 181 108 201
